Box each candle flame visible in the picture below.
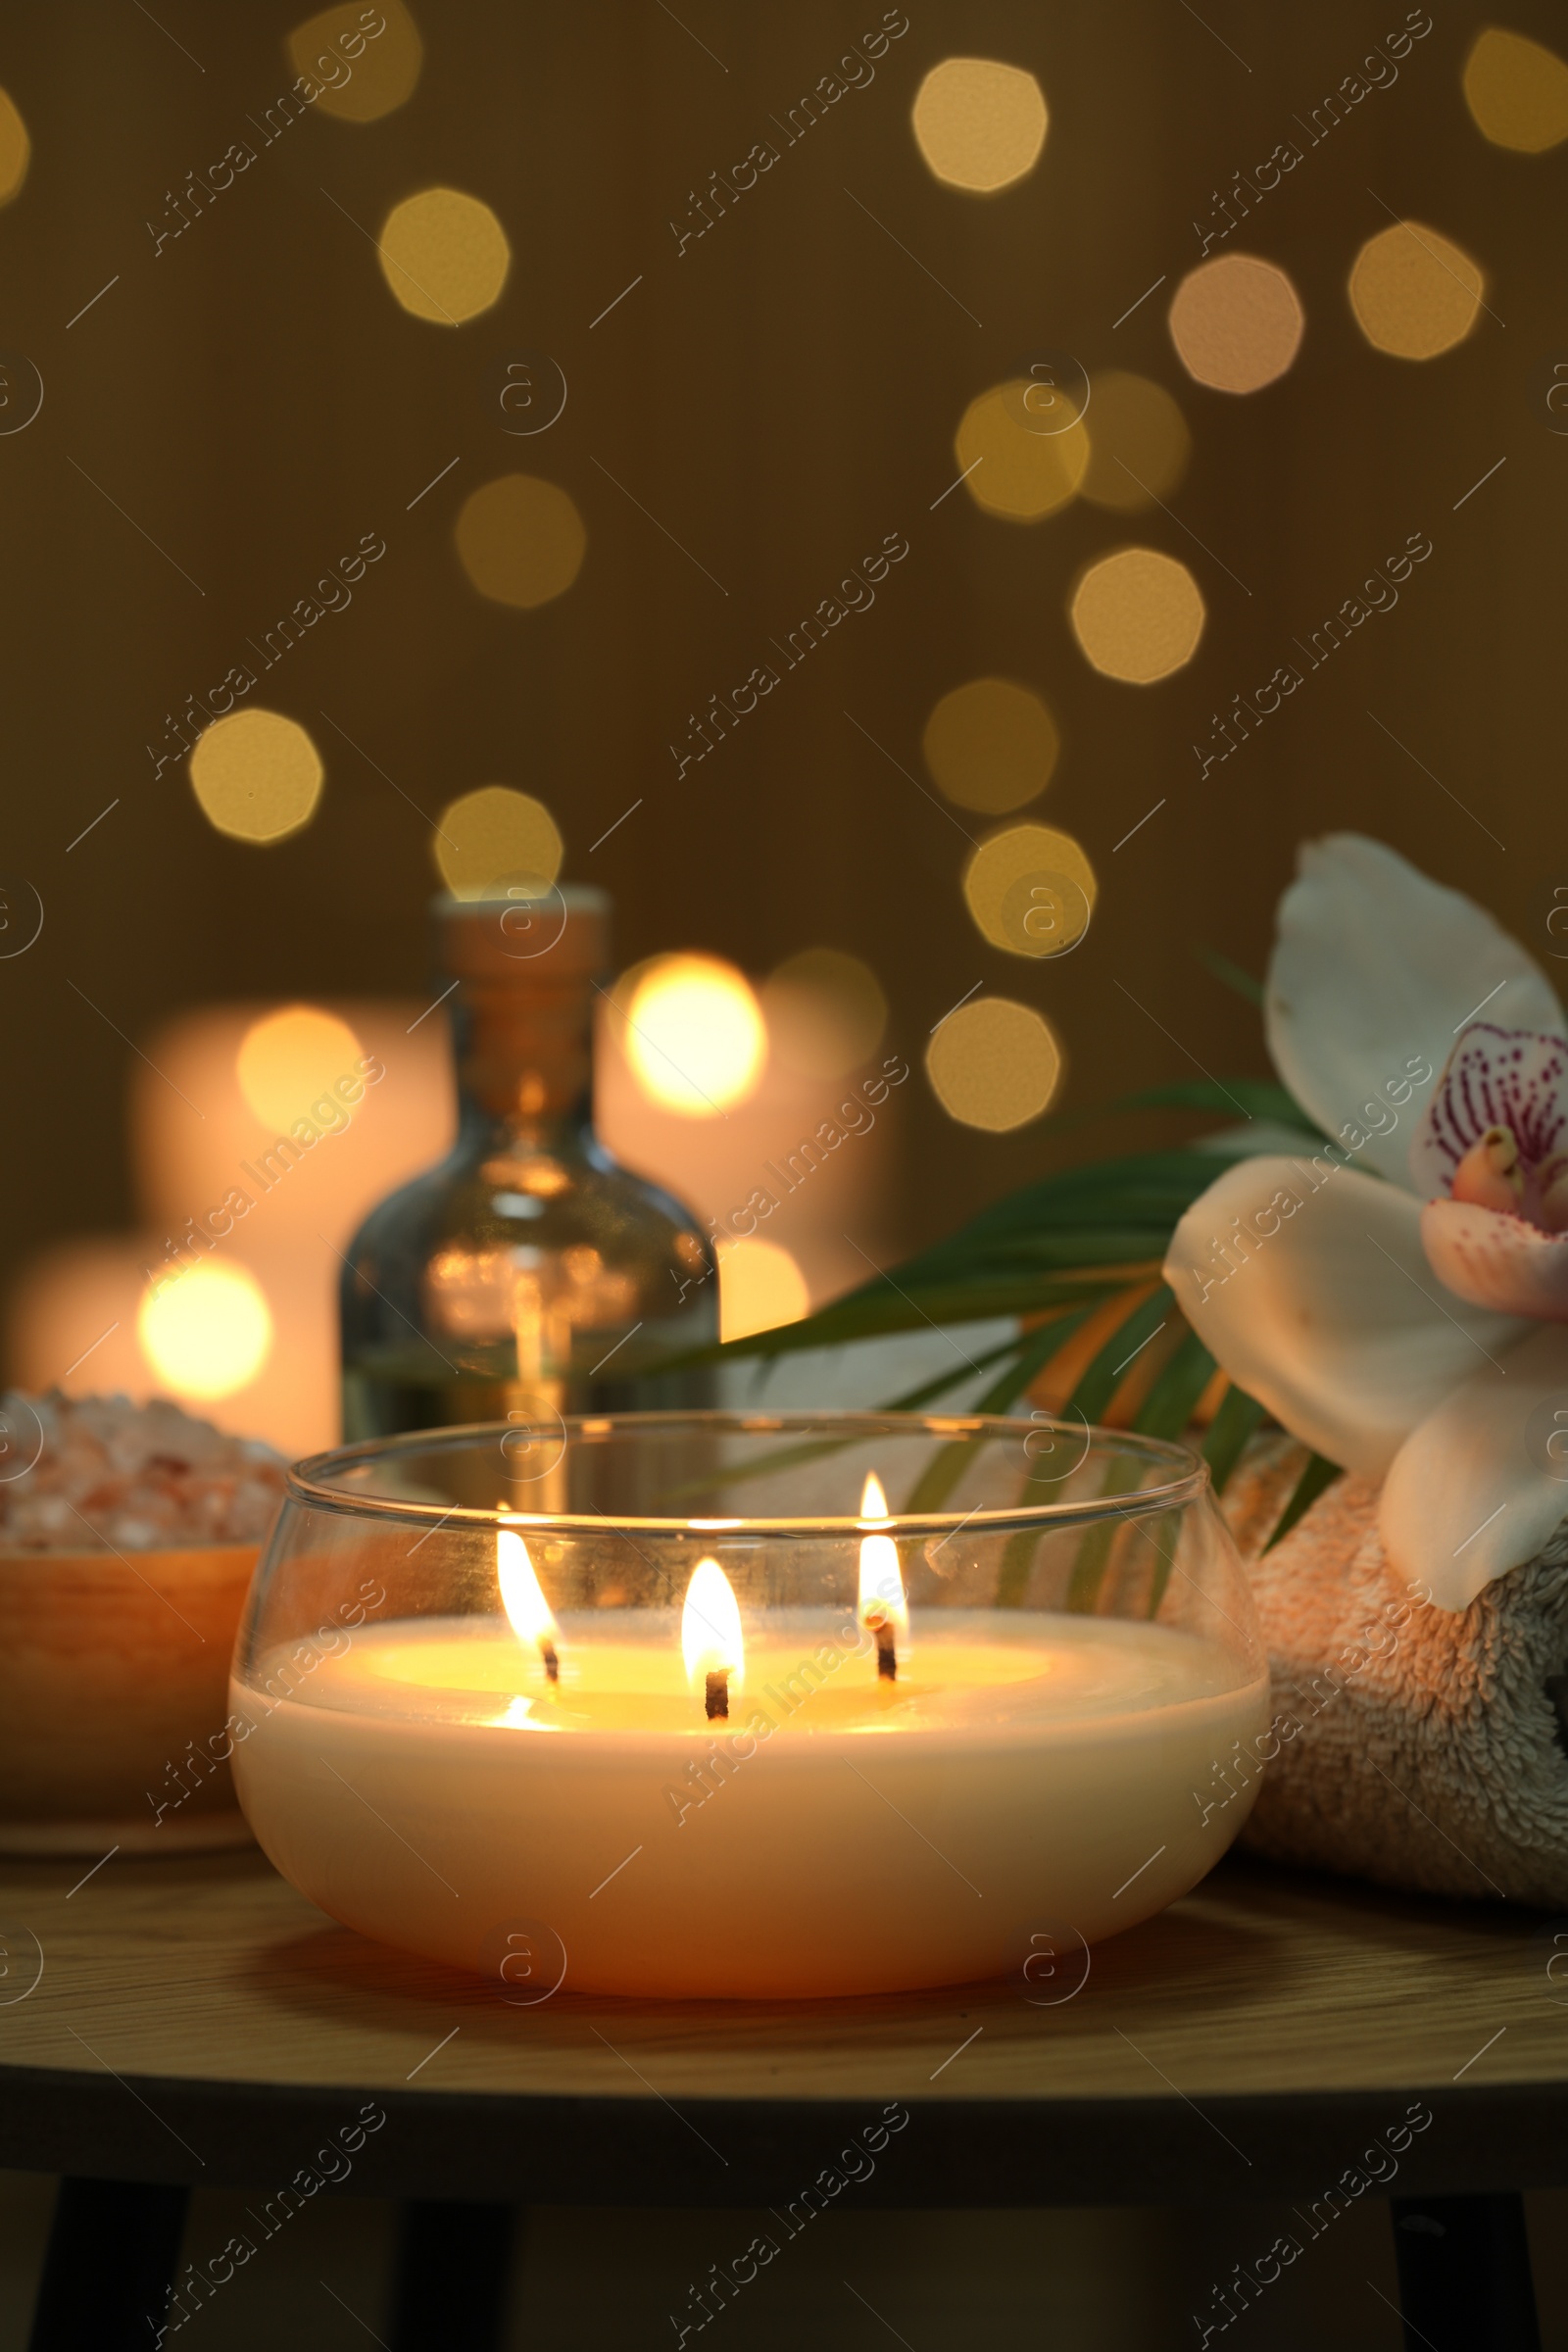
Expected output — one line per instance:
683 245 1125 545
858 1471 907 1668
858 1533 907 1634
681 1557 745 1693
498 1527 560 1652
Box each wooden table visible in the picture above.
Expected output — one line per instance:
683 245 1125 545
1 1845 1562 2347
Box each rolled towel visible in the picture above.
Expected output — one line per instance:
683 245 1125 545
1225 1462 1568 1908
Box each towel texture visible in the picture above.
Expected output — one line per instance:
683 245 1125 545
1220 1449 1568 1906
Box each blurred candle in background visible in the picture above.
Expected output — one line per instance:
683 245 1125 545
595 947 899 1343
7 1000 453 1458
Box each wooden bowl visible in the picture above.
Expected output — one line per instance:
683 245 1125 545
0 1542 261 1855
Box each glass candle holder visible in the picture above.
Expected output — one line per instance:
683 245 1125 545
230 1412 1269 2000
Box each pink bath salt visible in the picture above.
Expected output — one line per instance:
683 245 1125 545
0 1391 285 1552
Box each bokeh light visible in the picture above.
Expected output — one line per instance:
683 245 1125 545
378 187 511 324
956 380 1090 521
1069 549 1205 684
139 1261 272 1399
1348 220 1485 359
623 954 766 1117
763 949 887 1081
923 678 1059 814
911 57 1048 192
456 474 587 609
1463 26 1568 152
963 824 1097 959
0 87 28 207
719 1237 810 1343
188 710 323 843
286 1 424 122
1168 255 1304 393
926 999 1061 1131
236 1005 364 1132
433 785 564 899
1079 371 1192 511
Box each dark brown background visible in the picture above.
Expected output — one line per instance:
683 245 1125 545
0 0 1555 1333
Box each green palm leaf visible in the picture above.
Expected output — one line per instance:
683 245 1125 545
1264 1451 1343 1551
703 1148 1249 1368
896 1308 1102 1517
651 1077 1347 1536
1202 1384 1267 1494
1133 1328 1217 1442
879 1333 1036 1413
1064 1287 1172 1425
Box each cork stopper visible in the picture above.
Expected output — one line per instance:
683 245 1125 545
433 886 610 983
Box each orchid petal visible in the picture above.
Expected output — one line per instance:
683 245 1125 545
1421 1199 1568 1321
1409 1022 1568 1196
1378 1322 1568 1609
1264 835 1565 1188
1164 1154 1527 1475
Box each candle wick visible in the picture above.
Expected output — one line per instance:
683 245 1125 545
867 1611 898 1682
540 1640 560 1686
705 1669 730 1720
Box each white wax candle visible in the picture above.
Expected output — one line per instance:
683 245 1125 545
232 1609 1268 1999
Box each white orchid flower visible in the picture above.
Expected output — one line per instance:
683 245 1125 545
1164 834 1568 1611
